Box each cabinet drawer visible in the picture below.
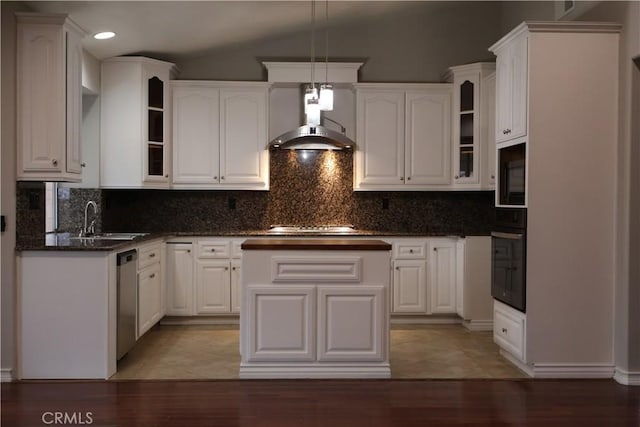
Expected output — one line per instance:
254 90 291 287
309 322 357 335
138 242 162 270
393 241 427 259
197 240 230 259
493 300 525 361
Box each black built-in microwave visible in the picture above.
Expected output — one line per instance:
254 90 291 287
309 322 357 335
498 143 526 206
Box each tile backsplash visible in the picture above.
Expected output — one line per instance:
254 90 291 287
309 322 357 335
19 150 495 238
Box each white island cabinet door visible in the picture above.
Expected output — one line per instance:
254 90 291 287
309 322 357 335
138 263 162 337
219 88 268 187
172 86 220 185
246 286 315 362
317 286 386 362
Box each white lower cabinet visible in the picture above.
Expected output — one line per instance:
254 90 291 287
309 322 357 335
166 243 195 316
196 260 231 314
138 263 162 337
137 241 164 338
166 238 242 316
493 299 526 363
428 239 457 314
392 260 427 313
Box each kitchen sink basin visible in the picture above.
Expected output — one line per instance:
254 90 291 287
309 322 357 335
69 232 149 241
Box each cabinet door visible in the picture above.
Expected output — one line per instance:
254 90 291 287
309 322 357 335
138 263 162 337
18 22 65 173
355 90 405 186
230 259 241 314
165 243 194 316
65 28 83 174
405 90 451 185
172 86 220 184
317 285 386 362
392 260 427 313
495 36 528 143
428 239 457 314
196 260 231 314
246 285 315 362
219 88 268 187
143 67 171 184
451 77 479 185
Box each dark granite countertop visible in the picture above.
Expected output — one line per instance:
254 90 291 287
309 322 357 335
16 230 485 251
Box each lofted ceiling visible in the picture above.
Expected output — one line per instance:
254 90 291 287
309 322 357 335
23 1 443 62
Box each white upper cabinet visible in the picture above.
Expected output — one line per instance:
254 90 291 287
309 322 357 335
443 62 496 189
354 84 452 190
100 57 176 188
171 81 270 190
493 33 528 144
16 13 86 182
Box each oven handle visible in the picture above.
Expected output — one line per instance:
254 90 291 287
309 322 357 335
491 231 524 240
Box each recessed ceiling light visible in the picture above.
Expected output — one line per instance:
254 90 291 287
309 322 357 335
93 31 116 40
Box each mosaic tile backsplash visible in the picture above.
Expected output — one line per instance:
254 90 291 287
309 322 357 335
20 150 495 237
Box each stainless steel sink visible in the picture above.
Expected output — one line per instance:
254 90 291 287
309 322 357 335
69 232 149 241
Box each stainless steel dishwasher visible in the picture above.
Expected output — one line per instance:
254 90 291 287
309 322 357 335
117 249 138 360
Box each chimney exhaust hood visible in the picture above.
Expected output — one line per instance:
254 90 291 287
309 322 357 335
269 117 354 151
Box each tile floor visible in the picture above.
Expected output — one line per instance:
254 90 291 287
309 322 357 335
111 324 527 380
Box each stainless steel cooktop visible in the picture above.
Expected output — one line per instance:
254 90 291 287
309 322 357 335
267 225 357 235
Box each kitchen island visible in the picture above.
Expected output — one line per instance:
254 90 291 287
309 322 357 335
239 238 392 378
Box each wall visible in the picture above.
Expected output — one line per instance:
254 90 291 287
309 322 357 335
577 0 640 380
177 1 502 82
90 150 495 235
1 1 30 382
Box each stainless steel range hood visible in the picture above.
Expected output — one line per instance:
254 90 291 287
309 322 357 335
269 124 355 150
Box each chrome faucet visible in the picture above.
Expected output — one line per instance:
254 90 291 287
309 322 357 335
80 200 98 237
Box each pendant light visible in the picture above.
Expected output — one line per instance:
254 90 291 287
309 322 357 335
319 0 333 111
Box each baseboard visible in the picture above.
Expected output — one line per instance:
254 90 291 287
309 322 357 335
160 316 239 326
532 363 615 379
499 349 533 377
239 363 391 379
461 319 493 331
614 367 640 385
390 315 461 325
1 368 13 383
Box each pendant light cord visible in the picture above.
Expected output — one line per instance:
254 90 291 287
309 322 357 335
324 0 329 84
310 0 316 90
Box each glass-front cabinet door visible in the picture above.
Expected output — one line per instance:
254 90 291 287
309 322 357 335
456 80 477 183
144 74 169 183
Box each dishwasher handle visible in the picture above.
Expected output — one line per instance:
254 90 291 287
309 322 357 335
117 249 138 266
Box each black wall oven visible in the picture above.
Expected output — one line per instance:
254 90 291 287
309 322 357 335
491 208 526 312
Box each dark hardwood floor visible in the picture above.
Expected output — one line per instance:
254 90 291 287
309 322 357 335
2 379 639 427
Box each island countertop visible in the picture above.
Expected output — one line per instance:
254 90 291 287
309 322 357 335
240 238 392 251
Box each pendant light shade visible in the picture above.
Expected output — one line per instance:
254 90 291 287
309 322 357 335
319 83 333 111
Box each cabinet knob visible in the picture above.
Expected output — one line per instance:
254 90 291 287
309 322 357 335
150 273 156 279
433 247 437 251
407 177 411 181
52 159 58 166
165 174 169 178
232 267 236 271
214 176 218 180
210 248 216 252
395 266 399 270
221 176 225 180
454 175 459 179
81 162 86 168
149 253 156 258
225 267 229 271
409 249 414 253
491 174 495 179
187 249 191 253
400 177 404 181
501 327 507 333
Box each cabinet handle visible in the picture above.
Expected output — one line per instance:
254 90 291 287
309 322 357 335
501 327 507 333
81 162 86 168
150 273 156 279
149 253 156 258
52 159 58 166
400 177 404 181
